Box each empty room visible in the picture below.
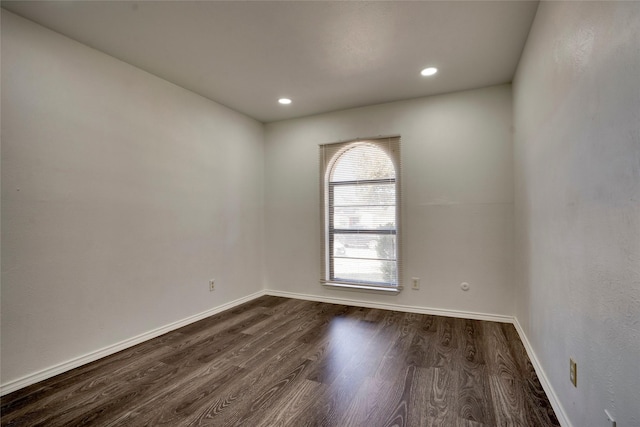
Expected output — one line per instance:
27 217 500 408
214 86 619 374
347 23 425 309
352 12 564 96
1 1 638 426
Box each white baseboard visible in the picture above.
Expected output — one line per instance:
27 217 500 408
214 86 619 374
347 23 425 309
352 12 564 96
512 317 572 427
265 289 513 323
0 290 267 396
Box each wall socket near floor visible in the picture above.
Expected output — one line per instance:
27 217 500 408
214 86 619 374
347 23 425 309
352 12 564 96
604 409 616 427
209 279 215 292
411 277 420 290
569 358 577 387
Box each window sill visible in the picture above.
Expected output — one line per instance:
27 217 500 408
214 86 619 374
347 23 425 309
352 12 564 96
322 282 402 295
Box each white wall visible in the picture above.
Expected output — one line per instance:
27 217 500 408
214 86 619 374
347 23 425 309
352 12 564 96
264 85 514 317
513 2 640 426
1 11 264 385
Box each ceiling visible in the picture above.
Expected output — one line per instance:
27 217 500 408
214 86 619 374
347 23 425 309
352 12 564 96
1 1 539 123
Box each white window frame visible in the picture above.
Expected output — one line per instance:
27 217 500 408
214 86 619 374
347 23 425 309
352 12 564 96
319 136 402 293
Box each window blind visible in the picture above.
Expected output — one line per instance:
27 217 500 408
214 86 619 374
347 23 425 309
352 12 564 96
319 136 402 292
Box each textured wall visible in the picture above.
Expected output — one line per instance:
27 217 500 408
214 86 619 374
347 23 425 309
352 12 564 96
1 11 265 385
513 2 640 426
265 85 514 317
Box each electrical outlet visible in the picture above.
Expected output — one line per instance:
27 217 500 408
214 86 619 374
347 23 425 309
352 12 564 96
412 277 420 290
569 358 577 387
209 279 215 292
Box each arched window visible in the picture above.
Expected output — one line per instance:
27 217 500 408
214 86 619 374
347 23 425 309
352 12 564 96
320 137 401 292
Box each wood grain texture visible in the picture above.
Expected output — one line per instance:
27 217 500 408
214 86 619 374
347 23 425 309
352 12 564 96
1 296 560 426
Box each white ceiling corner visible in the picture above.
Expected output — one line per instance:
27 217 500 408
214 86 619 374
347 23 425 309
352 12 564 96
1 1 539 123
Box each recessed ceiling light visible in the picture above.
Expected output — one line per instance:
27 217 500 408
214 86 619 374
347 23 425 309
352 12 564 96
278 98 292 105
420 67 438 76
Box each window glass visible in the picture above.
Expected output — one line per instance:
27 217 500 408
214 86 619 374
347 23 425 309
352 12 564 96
321 140 400 289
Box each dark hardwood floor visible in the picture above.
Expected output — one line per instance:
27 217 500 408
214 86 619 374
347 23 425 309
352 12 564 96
1 296 560 426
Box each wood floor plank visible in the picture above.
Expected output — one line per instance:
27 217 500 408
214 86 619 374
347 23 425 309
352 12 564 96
304 313 379 385
457 364 496 425
187 357 311 426
338 376 392 427
224 358 313 427
429 315 460 369
253 379 326 427
1 329 183 420
488 374 528 425
240 298 309 335
1 343 179 426
159 313 270 367
501 323 560 426
121 364 247 426
291 312 394 426
1 296 560 427
458 319 487 368
483 322 521 380
380 364 416 427
406 366 434 427
176 319 315 426
426 367 459 426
